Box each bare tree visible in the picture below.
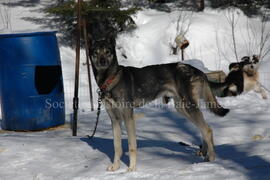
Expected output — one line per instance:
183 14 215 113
171 10 192 60
198 0 205 12
224 8 240 62
217 9 270 65
234 12 270 61
214 26 231 70
0 0 12 30
258 14 270 60
175 11 193 39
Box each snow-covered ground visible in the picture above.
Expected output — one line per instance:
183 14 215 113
1 1 270 179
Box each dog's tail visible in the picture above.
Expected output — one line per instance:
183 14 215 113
203 81 230 117
208 80 228 97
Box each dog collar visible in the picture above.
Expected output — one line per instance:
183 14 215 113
100 70 122 92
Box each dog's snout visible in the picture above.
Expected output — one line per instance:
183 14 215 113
100 58 106 64
251 65 254 69
100 57 107 66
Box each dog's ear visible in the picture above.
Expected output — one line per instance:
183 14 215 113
241 56 250 62
229 62 240 71
252 55 260 63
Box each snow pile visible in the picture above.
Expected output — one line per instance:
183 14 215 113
117 8 270 75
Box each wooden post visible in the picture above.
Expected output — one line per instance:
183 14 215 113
175 35 189 61
181 49 184 61
73 0 82 136
83 19 94 112
198 0 205 11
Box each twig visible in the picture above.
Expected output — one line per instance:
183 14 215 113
0 0 12 30
225 9 239 62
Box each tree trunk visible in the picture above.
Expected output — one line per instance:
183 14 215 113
181 49 184 61
198 0 205 11
156 0 166 3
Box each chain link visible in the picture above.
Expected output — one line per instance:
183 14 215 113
87 90 103 139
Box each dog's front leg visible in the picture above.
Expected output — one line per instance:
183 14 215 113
255 83 268 99
123 108 137 172
106 108 123 171
260 88 268 99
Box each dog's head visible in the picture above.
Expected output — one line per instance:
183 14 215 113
228 56 249 71
90 39 116 71
229 62 241 71
229 55 260 73
242 55 260 76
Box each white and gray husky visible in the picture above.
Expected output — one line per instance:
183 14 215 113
89 38 229 171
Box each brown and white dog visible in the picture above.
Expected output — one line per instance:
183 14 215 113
210 55 267 99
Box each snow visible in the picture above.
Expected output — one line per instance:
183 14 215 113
1 1 270 179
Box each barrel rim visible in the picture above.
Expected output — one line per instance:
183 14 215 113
0 31 58 38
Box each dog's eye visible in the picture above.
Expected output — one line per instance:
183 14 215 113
105 49 112 55
253 60 258 64
252 59 259 63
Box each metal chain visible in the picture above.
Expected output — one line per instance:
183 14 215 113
87 91 103 139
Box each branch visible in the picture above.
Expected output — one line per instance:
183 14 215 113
175 10 193 37
214 26 230 64
0 0 12 30
225 9 239 62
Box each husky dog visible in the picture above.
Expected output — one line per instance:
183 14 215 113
210 55 267 99
89 38 229 172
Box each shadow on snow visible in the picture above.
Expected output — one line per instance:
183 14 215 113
81 107 270 179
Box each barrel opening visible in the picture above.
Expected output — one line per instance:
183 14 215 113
35 66 62 94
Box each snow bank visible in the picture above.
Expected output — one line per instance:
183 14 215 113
117 8 270 75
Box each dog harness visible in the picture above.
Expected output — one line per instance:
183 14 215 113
100 69 123 92
100 76 118 91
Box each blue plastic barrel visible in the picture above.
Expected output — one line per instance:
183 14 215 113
0 31 65 130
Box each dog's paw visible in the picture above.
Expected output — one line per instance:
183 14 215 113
133 113 145 121
126 166 136 172
204 153 215 162
196 144 207 157
196 149 215 162
106 163 120 171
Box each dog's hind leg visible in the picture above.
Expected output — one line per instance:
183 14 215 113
174 97 215 162
122 108 137 172
106 108 123 171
